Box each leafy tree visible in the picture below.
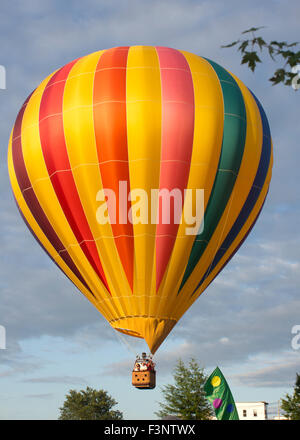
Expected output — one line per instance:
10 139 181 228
59 386 123 420
281 373 300 420
155 358 213 420
222 27 300 89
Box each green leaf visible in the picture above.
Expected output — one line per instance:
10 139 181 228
270 41 288 49
284 71 296 86
241 51 262 72
278 49 295 60
286 51 300 67
267 45 276 61
241 26 265 34
269 68 286 85
256 37 266 50
238 40 249 53
221 40 240 48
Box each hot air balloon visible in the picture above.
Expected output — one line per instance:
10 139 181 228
8 46 272 389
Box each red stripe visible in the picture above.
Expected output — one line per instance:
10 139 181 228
11 93 93 295
155 47 195 291
93 47 134 291
39 60 110 292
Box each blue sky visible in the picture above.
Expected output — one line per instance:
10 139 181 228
0 0 299 420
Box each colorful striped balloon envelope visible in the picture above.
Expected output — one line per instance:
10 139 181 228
8 46 273 354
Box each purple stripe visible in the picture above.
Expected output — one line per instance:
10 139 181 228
11 93 94 296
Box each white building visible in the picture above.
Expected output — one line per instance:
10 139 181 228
236 402 268 420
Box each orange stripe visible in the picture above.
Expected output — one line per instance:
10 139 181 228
93 47 134 290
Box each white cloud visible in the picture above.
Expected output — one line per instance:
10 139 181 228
22 375 88 385
232 352 300 388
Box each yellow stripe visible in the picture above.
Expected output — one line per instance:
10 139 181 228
174 73 264 318
126 46 162 311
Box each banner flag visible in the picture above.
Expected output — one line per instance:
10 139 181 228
204 367 239 420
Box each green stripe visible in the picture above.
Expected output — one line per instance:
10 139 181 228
179 59 247 291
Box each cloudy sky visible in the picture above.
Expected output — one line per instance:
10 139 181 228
0 0 299 420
